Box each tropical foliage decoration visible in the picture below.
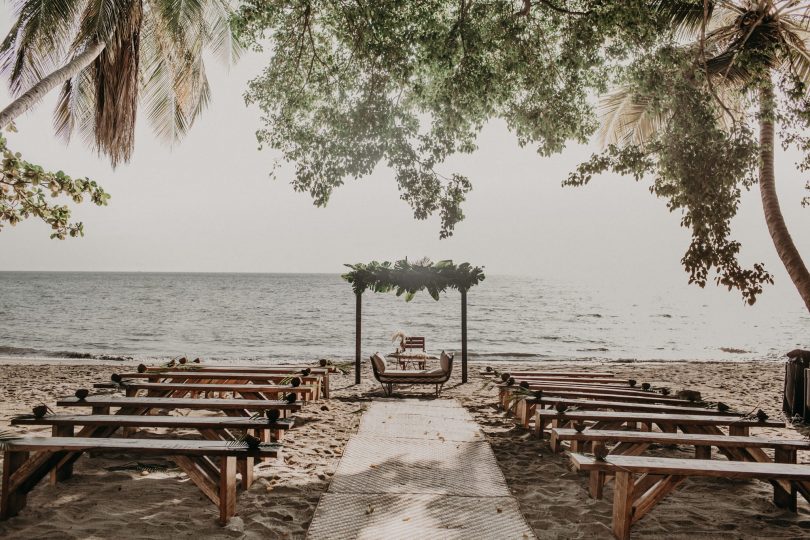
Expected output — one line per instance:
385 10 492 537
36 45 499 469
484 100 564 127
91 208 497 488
1 125 109 238
342 258 485 299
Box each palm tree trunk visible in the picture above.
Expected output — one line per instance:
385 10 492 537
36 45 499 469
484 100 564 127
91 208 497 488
0 41 106 129
759 78 810 312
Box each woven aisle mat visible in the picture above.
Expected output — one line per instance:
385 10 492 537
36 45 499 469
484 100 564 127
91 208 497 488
357 418 484 442
307 398 537 539
328 435 509 496
359 412 474 429
306 493 534 540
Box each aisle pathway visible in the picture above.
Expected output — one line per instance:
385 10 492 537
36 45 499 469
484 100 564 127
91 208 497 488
306 399 536 539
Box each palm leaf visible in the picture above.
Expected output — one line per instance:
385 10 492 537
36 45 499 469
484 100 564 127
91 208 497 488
597 87 667 147
0 429 20 451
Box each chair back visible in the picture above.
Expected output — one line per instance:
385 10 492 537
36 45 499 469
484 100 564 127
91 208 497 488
403 336 426 352
370 353 387 379
439 351 454 375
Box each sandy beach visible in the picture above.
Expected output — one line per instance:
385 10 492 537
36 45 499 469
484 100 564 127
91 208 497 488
1 359 808 539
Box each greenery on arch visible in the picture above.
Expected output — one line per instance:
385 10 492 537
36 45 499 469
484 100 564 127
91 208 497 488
342 258 485 300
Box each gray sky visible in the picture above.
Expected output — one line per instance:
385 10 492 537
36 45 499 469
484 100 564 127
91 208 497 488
1 8 809 311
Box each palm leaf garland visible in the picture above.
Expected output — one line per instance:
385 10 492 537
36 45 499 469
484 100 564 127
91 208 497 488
342 259 484 299
0 430 21 451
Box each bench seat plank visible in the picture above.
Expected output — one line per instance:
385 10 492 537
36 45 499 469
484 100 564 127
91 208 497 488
535 410 784 438
536 397 732 415
482 371 614 377
57 396 301 412
2 437 282 457
11 414 294 431
570 453 810 480
553 429 810 450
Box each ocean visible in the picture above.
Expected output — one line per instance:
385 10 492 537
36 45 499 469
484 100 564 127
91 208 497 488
0 271 807 364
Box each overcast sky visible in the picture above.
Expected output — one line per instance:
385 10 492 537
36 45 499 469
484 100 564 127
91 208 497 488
1 8 809 312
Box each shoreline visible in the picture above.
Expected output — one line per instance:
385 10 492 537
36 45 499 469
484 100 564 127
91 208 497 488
0 355 789 367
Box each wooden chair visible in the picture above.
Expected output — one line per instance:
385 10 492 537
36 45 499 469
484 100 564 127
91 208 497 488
402 336 426 352
569 453 810 539
1 436 281 525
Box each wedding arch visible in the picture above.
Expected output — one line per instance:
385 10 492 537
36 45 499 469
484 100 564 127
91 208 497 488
342 258 485 383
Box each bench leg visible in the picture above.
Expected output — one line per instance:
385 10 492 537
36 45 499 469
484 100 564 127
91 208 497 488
237 457 254 490
219 456 237 525
612 471 635 540
694 445 711 460
589 470 605 499
1 451 30 520
773 481 797 512
50 425 75 485
534 412 550 438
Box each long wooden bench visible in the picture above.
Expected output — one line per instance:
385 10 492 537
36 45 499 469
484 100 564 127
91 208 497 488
532 397 729 420
507 389 697 427
139 364 332 397
57 396 302 415
569 453 810 539
498 380 643 408
115 371 324 399
535 410 785 438
115 381 317 402
480 370 614 377
1 436 281 525
11 413 294 444
554 428 810 499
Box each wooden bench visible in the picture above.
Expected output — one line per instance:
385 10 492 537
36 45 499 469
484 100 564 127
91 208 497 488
505 388 697 427
114 371 324 399
11 413 294 444
569 453 810 539
554 428 810 499
115 381 317 402
1 436 281 525
535 410 785 438
480 370 614 377
139 364 331 398
57 396 301 416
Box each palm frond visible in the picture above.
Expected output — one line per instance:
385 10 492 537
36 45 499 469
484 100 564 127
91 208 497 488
54 64 96 143
0 0 84 95
597 87 667 147
650 0 715 39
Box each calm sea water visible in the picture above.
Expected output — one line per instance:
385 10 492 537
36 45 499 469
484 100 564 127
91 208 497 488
0 272 807 364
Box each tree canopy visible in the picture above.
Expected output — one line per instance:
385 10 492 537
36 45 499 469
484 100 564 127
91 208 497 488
236 1 665 237
237 1 810 306
342 258 485 299
1 125 108 238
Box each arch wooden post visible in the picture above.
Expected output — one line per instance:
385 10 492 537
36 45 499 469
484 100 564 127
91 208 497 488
461 288 468 383
355 291 362 384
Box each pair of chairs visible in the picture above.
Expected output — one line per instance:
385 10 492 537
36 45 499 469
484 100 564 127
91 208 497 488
370 351 453 396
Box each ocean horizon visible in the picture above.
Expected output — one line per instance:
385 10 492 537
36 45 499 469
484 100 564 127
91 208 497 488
1 270 807 364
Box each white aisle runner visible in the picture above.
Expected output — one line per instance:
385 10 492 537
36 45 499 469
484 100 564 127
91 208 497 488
306 399 536 539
